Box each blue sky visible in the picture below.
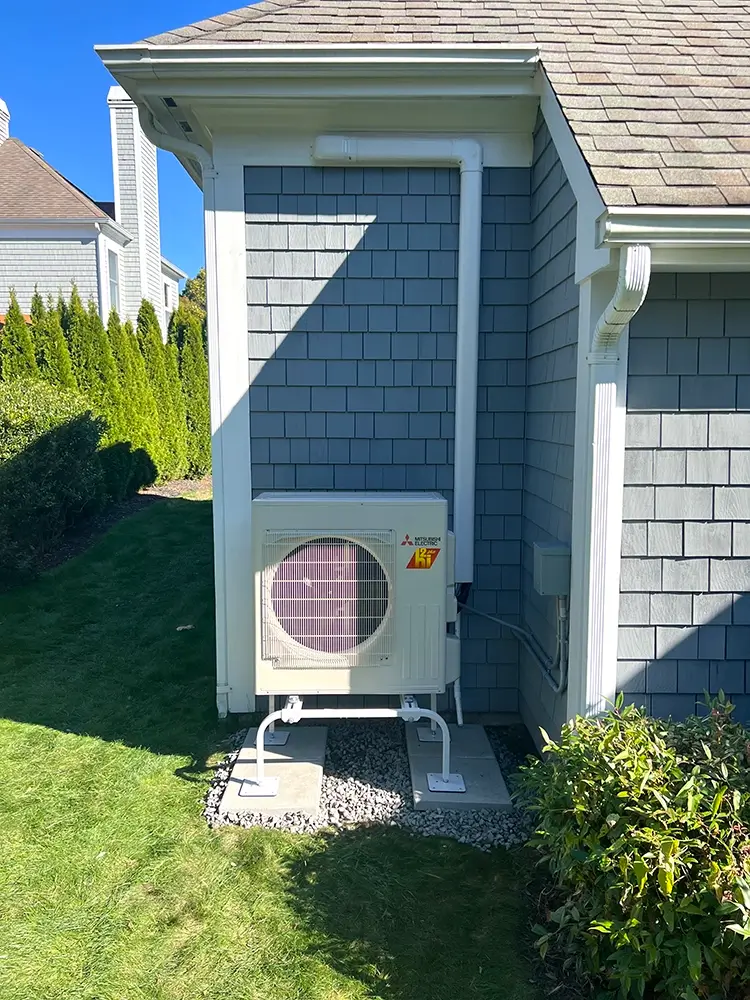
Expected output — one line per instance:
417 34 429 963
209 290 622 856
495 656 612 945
1 2 236 281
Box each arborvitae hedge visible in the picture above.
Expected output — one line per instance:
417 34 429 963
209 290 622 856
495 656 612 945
64 285 94 389
171 306 211 476
107 310 159 489
30 290 76 390
2 287 208 491
0 290 38 381
137 300 187 481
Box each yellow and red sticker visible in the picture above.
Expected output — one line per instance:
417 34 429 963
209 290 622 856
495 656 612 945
407 547 441 570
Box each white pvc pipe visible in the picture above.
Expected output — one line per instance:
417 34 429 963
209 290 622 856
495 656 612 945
313 136 484 584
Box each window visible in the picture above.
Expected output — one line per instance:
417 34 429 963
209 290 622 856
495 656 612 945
108 250 120 312
164 283 170 312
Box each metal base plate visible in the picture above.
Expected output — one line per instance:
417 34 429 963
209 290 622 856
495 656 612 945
238 777 280 798
416 727 443 743
264 730 290 746
426 772 467 793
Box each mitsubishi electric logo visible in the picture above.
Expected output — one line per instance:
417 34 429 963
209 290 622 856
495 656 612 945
402 533 441 547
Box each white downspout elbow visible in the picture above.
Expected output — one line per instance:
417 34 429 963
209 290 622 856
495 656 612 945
313 135 484 585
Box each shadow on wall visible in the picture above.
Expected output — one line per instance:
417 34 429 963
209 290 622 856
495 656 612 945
244 165 531 714
619 591 750 723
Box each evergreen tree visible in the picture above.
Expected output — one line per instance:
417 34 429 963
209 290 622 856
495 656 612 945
165 338 189 476
107 310 159 486
30 291 76 390
172 306 211 476
136 299 187 481
0 290 38 381
65 286 93 388
83 301 123 436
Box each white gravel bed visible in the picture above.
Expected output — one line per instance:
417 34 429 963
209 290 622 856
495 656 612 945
204 721 533 851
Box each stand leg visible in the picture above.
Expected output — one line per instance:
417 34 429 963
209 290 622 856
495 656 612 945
454 678 464 728
264 694 290 746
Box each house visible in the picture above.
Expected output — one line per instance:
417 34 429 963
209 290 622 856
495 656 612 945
0 90 185 334
98 0 750 739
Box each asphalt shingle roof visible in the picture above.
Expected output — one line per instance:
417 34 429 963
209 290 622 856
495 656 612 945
144 0 750 209
0 138 109 220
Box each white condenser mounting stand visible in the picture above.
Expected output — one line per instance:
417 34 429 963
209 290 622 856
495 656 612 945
242 492 465 798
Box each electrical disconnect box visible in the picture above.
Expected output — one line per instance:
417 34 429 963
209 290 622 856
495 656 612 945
533 542 571 597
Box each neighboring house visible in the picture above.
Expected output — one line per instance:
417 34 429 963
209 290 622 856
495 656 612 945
0 90 185 334
98 0 750 737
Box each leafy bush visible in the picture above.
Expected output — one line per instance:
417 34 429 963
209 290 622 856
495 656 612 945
0 380 105 580
519 696 750 1000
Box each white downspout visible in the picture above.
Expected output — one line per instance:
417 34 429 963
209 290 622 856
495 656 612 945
571 244 651 718
313 136 484 585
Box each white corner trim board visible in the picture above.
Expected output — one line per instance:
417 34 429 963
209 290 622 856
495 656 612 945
568 245 652 721
313 135 483 585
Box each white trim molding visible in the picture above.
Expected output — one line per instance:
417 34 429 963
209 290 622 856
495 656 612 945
204 148 254 719
568 246 652 720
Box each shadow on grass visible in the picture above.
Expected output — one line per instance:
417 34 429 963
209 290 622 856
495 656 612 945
0 497 238 770
284 825 540 1000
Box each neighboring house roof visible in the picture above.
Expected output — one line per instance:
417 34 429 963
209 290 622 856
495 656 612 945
161 256 188 281
0 137 110 220
144 0 750 209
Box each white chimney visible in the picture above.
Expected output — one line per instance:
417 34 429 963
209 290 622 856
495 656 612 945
0 99 9 144
107 86 165 331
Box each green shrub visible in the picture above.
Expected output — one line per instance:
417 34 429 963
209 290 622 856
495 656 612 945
136 300 186 481
0 290 38 380
170 305 210 477
30 290 76 390
106 311 158 490
0 380 105 580
519 696 750 999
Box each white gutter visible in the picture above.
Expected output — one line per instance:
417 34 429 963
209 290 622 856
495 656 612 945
598 207 750 247
314 135 483 584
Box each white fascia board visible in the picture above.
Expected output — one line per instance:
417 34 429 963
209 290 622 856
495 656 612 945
599 207 750 248
0 217 131 248
160 255 187 281
536 70 612 282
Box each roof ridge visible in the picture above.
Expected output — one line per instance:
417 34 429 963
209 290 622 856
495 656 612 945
8 139 106 219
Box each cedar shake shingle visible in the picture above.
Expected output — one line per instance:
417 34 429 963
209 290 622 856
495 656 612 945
140 0 750 209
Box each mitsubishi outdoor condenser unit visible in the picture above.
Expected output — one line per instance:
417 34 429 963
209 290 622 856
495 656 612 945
251 492 459 698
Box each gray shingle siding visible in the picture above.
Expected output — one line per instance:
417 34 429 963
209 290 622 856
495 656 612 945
0 239 98 313
619 273 750 722
245 164 532 712
519 116 578 738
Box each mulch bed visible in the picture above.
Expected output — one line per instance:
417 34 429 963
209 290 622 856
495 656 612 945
38 475 212 572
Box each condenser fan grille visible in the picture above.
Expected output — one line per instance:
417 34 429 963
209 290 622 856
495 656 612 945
262 530 394 667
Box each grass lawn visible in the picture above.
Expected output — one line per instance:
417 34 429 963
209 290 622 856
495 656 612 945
0 497 542 1000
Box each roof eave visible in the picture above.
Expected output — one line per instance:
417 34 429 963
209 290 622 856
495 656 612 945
95 42 541 78
161 255 188 280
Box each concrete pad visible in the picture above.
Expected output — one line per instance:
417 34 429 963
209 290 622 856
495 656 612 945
406 724 512 811
219 726 327 817
406 723 496 760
